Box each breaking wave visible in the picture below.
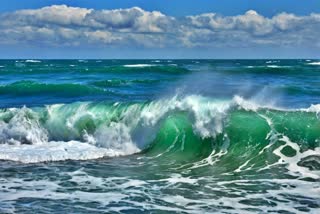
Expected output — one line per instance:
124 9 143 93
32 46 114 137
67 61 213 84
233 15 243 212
0 95 318 170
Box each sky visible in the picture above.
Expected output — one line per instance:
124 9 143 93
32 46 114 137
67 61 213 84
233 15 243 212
0 0 320 59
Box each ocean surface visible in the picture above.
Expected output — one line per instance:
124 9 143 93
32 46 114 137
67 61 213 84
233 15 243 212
0 59 319 213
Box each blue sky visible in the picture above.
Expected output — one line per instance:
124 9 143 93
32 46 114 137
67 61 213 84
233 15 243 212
0 0 319 58
2 0 320 17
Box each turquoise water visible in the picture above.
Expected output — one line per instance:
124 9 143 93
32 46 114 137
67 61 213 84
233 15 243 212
0 59 319 213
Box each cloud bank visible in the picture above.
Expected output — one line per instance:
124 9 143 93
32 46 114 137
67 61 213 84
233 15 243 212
0 5 319 49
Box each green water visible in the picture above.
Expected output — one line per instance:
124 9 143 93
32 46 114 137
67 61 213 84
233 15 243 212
0 59 319 213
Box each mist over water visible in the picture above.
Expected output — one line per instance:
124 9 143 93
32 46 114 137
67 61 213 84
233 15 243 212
0 59 319 213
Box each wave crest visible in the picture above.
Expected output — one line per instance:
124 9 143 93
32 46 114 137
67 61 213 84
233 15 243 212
0 95 318 163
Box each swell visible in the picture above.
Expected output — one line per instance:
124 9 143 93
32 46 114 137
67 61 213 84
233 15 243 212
90 79 164 88
0 81 107 97
0 64 190 75
0 95 319 165
82 65 190 74
221 65 317 75
280 85 320 96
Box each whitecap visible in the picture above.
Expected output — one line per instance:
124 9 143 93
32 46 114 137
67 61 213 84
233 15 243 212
266 60 279 64
25 60 41 63
267 65 281 68
123 64 156 68
308 62 320 65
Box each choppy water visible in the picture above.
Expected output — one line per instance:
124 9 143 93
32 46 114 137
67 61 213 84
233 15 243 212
0 59 319 213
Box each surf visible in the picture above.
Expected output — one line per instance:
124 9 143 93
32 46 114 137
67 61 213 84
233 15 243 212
0 94 318 175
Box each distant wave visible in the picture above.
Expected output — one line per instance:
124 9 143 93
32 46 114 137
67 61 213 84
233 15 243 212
266 60 279 64
279 85 320 96
90 79 163 87
245 65 288 69
0 81 106 97
123 64 157 68
233 65 298 75
307 62 320 65
266 65 281 68
0 63 190 75
105 65 190 74
25 60 41 63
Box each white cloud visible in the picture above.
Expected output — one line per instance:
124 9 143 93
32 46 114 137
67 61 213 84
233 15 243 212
85 7 172 33
0 5 319 49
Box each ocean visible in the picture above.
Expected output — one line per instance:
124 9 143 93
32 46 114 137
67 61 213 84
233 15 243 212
0 59 319 213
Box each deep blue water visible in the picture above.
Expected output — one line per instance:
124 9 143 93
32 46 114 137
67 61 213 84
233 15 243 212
0 59 319 108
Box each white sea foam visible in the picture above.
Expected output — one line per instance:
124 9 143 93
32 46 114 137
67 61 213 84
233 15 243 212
233 95 284 112
152 173 198 185
0 141 139 163
0 176 127 211
246 65 287 68
2 169 318 213
267 65 281 68
233 95 320 113
25 59 41 63
303 103 320 113
308 61 320 65
0 107 48 145
266 60 279 63
273 135 320 179
233 95 260 111
123 64 156 68
299 104 320 119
